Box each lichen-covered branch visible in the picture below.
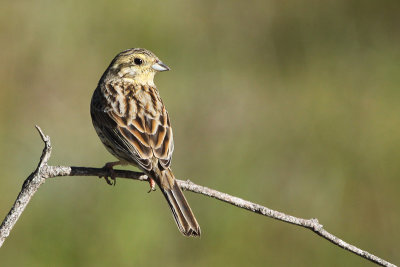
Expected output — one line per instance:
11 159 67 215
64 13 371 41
0 127 396 267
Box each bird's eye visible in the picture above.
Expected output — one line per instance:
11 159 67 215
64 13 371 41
134 58 143 65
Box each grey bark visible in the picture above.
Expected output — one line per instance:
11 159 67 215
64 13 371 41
0 126 396 267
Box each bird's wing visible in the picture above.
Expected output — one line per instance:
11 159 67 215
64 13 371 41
95 82 174 171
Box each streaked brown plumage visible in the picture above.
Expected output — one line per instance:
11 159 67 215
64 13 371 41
90 48 200 236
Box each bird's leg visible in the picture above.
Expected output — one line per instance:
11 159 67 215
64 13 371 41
100 161 122 186
147 177 156 193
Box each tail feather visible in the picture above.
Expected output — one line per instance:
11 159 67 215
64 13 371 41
157 170 201 237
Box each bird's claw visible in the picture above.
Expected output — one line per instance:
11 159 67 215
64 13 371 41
101 175 115 186
147 178 156 193
99 162 117 186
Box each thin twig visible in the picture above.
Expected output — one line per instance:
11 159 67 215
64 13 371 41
0 126 51 247
0 127 396 267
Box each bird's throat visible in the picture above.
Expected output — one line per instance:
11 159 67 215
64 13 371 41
121 72 155 87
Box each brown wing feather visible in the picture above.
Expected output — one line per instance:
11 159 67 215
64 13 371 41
91 98 153 171
97 81 174 171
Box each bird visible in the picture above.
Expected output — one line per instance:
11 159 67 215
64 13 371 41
90 48 201 237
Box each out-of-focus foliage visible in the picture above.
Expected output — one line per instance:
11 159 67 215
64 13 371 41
1 0 399 266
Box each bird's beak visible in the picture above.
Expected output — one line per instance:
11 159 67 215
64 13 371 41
152 61 170 72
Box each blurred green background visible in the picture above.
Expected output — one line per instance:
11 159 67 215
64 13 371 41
1 0 399 266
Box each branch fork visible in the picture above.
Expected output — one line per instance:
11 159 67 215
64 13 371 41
0 126 396 267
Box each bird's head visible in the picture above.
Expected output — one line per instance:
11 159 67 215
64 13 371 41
108 48 170 85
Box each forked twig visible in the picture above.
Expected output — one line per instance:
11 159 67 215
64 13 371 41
0 126 396 267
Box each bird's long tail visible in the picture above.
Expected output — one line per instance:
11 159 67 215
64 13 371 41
154 168 201 237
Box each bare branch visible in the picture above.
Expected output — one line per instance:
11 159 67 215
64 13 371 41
0 127 396 267
0 126 51 247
